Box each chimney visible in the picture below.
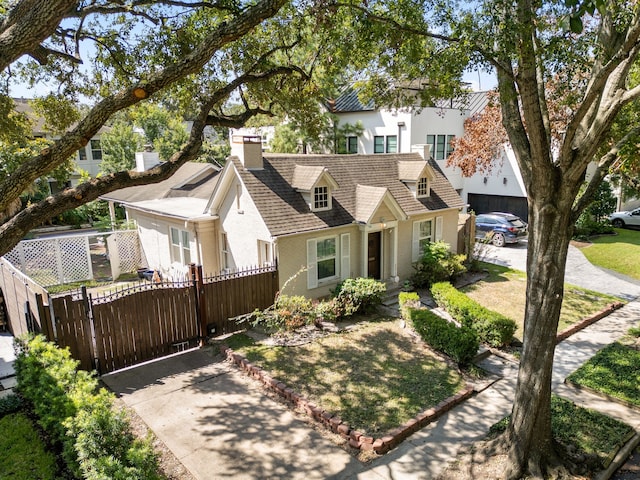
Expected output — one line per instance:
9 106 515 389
135 150 161 171
411 144 432 160
231 135 263 170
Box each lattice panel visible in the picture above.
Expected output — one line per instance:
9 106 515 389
3 236 92 286
113 230 142 273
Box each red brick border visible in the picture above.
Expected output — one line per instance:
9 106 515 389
556 302 624 343
220 344 474 454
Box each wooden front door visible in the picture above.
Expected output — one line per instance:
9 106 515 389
368 231 381 279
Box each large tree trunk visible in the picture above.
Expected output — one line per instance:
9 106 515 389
503 182 576 479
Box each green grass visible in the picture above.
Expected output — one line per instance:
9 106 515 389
462 262 621 341
490 395 633 470
567 341 640 407
0 413 58 479
579 228 640 280
233 320 464 436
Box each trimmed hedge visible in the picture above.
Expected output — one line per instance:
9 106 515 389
398 291 421 321
408 308 479 365
430 282 516 347
14 335 161 480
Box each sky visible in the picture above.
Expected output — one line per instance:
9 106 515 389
463 68 497 92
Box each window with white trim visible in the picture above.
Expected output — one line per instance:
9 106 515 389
78 146 88 161
170 227 191 265
412 219 433 261
258 240 273 266
386 135 397 153
90 139 102 161
307 235 347 289
417 177 429 197
374 136 384 153
313 186 329 210
221 232 230 270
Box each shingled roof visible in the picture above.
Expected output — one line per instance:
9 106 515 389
232 152 463 238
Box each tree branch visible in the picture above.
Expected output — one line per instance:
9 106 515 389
0 0 287 214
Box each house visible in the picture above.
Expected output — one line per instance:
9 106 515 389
331 89 531 220
104 136 465 298
13 98 108 190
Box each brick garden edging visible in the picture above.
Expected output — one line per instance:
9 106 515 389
555 302 624 343
220 344 474 454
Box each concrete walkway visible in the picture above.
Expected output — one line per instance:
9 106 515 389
0 332 16 398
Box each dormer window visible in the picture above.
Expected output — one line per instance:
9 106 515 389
417 177 430 197
314 185 330 210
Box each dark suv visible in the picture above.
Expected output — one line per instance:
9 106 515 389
475 212 528 247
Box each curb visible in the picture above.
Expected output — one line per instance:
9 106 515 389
220 344 474 455
556 302 624 343
594 432 640 480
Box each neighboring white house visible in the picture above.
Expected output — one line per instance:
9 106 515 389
331 89 530 221
14 98 108 189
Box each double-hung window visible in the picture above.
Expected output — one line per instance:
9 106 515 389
374 136 385 153
307 234 350 289
170 227 191 265
417 177 429 197
313 186 329 210
347 136 358 153
386 135 397 153
90 139 103 161
316 238 337 280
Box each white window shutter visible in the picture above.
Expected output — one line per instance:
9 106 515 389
340 233 350 280
307 239 317 289
435 216 443 241
412 221 420 262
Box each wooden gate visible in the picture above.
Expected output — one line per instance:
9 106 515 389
38 265 278 374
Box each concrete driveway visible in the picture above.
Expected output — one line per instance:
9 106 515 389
475 240 640 300
102 349 365 480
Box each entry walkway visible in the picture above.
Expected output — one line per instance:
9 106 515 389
103 297 640 480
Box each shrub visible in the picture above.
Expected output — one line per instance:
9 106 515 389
408 308 479 365
251 294 314 331
14 335 160 479
0 393 23 418
430 282 516 347
332 277 386 317
398 292 421 321
411 241 467 288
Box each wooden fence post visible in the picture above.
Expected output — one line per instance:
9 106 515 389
190 264 208 346
81 286 100 374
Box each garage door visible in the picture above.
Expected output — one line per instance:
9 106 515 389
468 194 529 222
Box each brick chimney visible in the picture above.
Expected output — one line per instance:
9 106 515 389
231 135 263 170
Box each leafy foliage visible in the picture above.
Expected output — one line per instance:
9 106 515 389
398 291 421 321
0 393 23 417
431 282 516 347
14 335 160 479
331 277 386 317
408 307 479 365
411 241 467 288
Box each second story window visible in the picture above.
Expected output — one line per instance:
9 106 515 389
374 136 384 153
78 146 88 161
386 135 397 153
417 177 429 197
427 134 456 160
90 139 102 161
347 136 358 153
314 186 329 210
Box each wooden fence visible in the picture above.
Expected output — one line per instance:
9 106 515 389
0 259 48 336
37 265 278 374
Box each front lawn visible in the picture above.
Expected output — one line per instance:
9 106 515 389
231 319 465 436
0 413 58 479
462 262 621 341
578 228 640 280
566 340 640 407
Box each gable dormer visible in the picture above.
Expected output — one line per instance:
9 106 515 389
292 164 339 212
398 159 436 199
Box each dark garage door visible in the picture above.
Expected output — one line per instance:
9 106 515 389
468 194 529 222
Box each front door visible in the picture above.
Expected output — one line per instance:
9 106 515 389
367 231 381 279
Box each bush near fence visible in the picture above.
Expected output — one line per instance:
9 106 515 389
407 307 479 366
14 335 161 480
430 282 517 347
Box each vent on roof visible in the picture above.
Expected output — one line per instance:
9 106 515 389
231 135 263 170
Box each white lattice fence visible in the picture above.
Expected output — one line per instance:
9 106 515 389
112 230 142 274
4 235 93 286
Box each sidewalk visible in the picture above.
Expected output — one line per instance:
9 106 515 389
0 332 17 398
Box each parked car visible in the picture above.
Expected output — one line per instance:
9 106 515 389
475 212 528 247
609 208 640 228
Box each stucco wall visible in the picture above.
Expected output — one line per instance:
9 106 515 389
218 176 272 269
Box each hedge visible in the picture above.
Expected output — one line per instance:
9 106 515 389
14 335 161 480
398 291 421 321
430 282 516 347
408 308 479 365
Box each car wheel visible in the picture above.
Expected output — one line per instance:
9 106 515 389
492 232 506 247
612 218 625 228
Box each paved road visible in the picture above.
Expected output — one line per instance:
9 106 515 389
475 240 640 300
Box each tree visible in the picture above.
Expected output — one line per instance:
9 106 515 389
0 0 323 255
339 0 640 477
100 121 139 174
